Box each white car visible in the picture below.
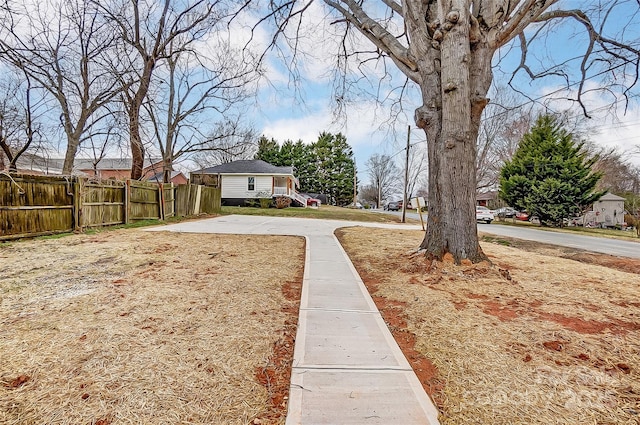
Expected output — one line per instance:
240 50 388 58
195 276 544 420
475 206 494 224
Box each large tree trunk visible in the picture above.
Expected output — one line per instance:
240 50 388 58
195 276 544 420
129 61 154 181
415 3 492 264
62 136 80 175
129 110 145 180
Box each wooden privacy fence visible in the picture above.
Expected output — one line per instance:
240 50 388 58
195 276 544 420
175 184 222 216
0 173 76 240
0 173 221 241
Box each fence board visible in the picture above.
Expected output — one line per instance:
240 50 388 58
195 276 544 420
200 186 221 214
174 184 221 215
0 174 75 239
1 173 219 240
129 180 161 220
163 184 175 218
80 179 126 228
175 185 194 216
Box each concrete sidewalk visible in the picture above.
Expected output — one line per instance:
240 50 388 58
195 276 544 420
147 215 439 424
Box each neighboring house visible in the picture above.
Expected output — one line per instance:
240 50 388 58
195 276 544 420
476 191 498 207
14 153 65 175
582 192 626 228
13 154 166 180
74 158 164 180
146 170 189 186
190 159 307 207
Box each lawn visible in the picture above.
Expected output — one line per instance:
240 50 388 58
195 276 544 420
220 204 410 223
337 227 640 425
0 230 304 425
3 216 639 425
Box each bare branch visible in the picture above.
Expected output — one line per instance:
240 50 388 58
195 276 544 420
534 8 640 116
381 0 403 17
323 0 418 79
493 0 559 46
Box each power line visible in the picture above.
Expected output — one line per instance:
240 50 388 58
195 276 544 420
485 57 638 121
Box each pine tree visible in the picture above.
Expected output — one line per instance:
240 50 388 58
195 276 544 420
292 140 316 193
253 133 356 205
254 136 281 165
278 140 295 166
499 115 605 227
311 132 355 205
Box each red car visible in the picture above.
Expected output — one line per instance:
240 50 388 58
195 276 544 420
301 194 321 207
515 211 529 221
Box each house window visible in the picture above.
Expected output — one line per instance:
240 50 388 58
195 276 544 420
248 176 255 191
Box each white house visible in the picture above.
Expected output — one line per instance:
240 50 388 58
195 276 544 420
190 160 307 207
580 192 626 228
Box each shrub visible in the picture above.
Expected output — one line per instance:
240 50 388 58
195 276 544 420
258 198 273 208
253 191 273 208
275 196 291 209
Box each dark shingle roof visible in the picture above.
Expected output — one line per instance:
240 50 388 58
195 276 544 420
192 160 294 175
147 170 184 182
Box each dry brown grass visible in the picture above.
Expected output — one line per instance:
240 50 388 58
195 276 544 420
0 229 304 425
337 227 640 425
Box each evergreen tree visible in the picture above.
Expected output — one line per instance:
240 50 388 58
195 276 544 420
279 140 295 166
291 140 316 193
311 132 355 205
253 133 356 205
499 115 605 226
254 136 281 165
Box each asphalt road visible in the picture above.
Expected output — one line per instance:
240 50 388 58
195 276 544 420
378 209 640 259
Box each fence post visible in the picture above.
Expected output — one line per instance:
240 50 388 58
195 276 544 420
169 182 175 217
124 179 130 224
158 182 165 221
73 178 81 231
194 185 202 215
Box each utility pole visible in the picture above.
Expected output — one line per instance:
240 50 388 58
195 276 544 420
402 125 410 223
353 161 357 208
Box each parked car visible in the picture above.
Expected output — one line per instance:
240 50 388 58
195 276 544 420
515 211 529 221
476 206 494 224
386 201 400 211
301 193 321 207
397 200 413 210
493 206 517 218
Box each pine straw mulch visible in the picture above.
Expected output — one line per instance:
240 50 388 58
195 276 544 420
0 229 304 425
336 227 640 425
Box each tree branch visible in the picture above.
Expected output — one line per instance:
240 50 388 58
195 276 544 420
493 0 558 47
323 0 419 79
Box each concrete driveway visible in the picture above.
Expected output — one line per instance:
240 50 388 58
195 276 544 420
146 215 438 425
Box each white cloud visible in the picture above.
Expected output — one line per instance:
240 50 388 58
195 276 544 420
533 80 640 166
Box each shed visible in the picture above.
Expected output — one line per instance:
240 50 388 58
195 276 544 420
590 192 626 228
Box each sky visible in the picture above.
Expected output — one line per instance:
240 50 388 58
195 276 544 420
5 0 638 186
245 0 640 185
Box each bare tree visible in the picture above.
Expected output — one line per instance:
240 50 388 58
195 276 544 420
192 128 258 168
476 88 534 191
144 37 259 182
404 142 428 202
0 0 125 174
96 0 238 180
0 76 25 171
365 153 400 208
0 71 48 172
81 106 128 175
358 184 380 207
587 144 640 195
263 0 640 263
